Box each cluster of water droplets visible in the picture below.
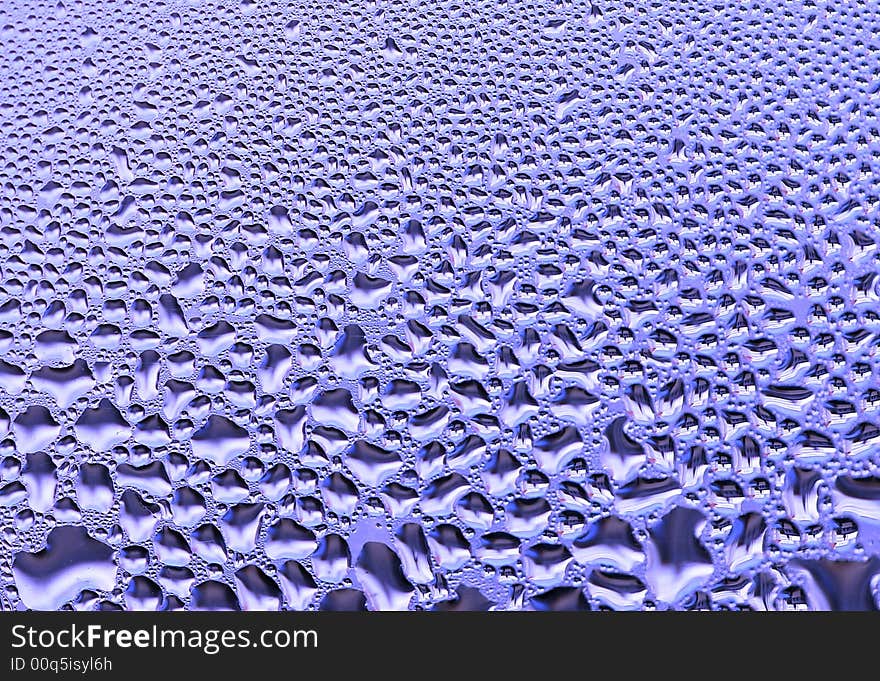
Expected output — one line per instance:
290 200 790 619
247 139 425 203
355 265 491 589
2 0 880 610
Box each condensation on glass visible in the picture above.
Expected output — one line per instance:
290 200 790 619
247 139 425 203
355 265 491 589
0 0 879 611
